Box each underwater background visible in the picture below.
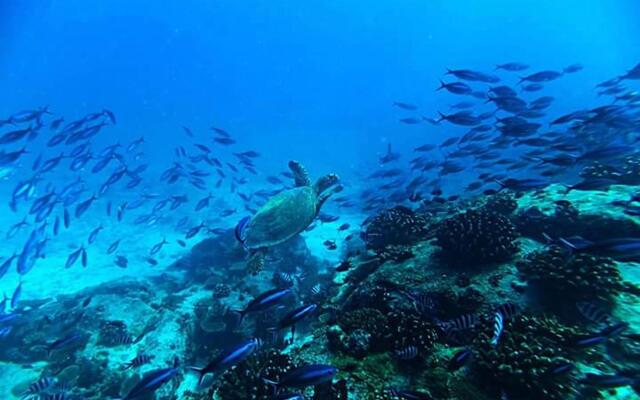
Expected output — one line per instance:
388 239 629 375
2 0 640 399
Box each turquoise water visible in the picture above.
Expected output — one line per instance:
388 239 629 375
1 1 640 399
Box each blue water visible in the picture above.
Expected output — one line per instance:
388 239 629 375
2 1 640 399
3 1 638 175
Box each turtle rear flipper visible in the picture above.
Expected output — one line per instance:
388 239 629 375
314 173 339 195
288 160 311 187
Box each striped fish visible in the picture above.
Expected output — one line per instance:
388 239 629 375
41 393 69 400
404 290 437 317
438 313 478 333
490 311 504 347
115 333 134 345
576 302 611 326
21 376 56 397
495 303 519 320
394 345 418 360
310 284 322 296
123 353 154 370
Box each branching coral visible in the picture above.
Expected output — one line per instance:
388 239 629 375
215 350 295 399
337 308 390 353
435 209 519 266
362 206 429 250
472 314 580 400
515 201 579 241
483 193 518 215
516 246 625 304
333 308 437 357
374 244 415 263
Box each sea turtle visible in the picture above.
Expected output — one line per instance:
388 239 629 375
236 160 341 274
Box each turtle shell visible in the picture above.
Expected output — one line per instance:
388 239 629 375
244 186 318 249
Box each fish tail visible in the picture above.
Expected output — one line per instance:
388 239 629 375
231 309 246 324
437 111 447 123
188 366 208 385
437 80 446 91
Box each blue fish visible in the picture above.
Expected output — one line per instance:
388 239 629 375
189 339 261 384
10 281 22 310
63 208 71 228
53 216 60 236
235 216 251 243
490 311 504 346
149 238 168 255
107 240 121 255
385 388 432 400
448 348 472 372
46 330 84 357
88 226 103 244
0 254 17 279
65 247 85 269
120 358 180 399
580 372 639 388
236 288 292 322
275 304 318 334
264 364 337 389
195 194 213 211
17 230 42 275
0 293 8 313
75 195 97 218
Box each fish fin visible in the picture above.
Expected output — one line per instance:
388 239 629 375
262 377 279 396
541 232 554 244
558 237 577 251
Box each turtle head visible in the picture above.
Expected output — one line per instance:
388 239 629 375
314 173 339 196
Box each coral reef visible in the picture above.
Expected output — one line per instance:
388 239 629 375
516 246 627 306
435 208 519 267
472 314 580 400
331 307 437 358
362 206 429 250
484 192 518 216
215 350 295 399
373 244 415 263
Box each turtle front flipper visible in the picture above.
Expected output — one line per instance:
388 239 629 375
247 248 267 275
288 160 311 187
